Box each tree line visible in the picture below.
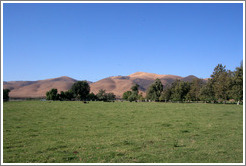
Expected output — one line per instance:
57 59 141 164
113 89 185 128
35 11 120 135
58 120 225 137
3 62 243 104
46 81 116 101
123 63 243 104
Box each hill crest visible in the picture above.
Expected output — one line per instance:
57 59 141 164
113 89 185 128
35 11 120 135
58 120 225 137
4 73 205 98
129 72 167 78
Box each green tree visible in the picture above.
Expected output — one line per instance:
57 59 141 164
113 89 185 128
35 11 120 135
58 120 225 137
211 64 227 79
96 89 107 101
200 79 215 102
71 81 90 101
230 62 243 103
87 92 98 101
131 84 139 93
122 84 140 101
146 79 163 101
186 78 204 101
129 84 140 101
105 93 116 101
96 89 116 101
46 88 59 100
138 92 145 101
159 86 172 102
122 91 132 100
60 90 74 101
211 64 231 102
59 91 66 100
215 72 231 101
170 80 190 101
3 89 10 101
128 95 135 102
128 93 138 102
64 90 74 100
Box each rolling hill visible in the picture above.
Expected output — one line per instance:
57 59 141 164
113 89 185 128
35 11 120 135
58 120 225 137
3 72 205 98
4 76 78 98
89 72 201 97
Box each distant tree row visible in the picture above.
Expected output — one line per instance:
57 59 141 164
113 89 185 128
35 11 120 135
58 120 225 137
122 62 243 104
122 84 144 102
46 81 116 101
145 62 243 104
3 62 243 104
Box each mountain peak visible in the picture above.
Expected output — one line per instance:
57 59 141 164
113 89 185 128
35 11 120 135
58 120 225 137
181 75 198 82
4 73 205 99
42 76 77 82
129 72 167 79
59 76 71 79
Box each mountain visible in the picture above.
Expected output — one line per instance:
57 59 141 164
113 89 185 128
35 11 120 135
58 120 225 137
90 72 198 98
4 76 79 98
181 75 199 82
4 72 204 99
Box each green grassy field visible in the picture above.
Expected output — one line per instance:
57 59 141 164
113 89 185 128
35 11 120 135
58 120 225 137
3 101 243 163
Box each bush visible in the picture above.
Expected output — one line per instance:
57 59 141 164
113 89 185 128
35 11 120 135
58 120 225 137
3 89 10 101
46 88 59 100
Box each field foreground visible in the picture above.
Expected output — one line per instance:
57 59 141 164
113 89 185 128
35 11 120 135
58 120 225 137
3 101 243 163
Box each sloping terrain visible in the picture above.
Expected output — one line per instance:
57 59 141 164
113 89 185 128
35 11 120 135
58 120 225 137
90 72 195 98
4 72 204 98
4 76 78 98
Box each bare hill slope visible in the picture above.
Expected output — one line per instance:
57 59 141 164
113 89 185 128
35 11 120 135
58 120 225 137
4 76 78 98
90 72 184 97
4 72 204 98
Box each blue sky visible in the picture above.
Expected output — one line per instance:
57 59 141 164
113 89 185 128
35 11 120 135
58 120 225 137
3 3 243 82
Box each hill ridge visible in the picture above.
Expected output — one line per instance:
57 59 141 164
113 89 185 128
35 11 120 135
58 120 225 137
4 73 205 98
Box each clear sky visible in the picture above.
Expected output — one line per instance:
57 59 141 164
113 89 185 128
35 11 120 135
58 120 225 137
3 3 243 82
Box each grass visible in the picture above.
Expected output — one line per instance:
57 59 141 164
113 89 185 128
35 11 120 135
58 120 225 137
3 101 243 163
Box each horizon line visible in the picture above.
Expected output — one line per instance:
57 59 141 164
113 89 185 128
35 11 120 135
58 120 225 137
3 72 210 82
